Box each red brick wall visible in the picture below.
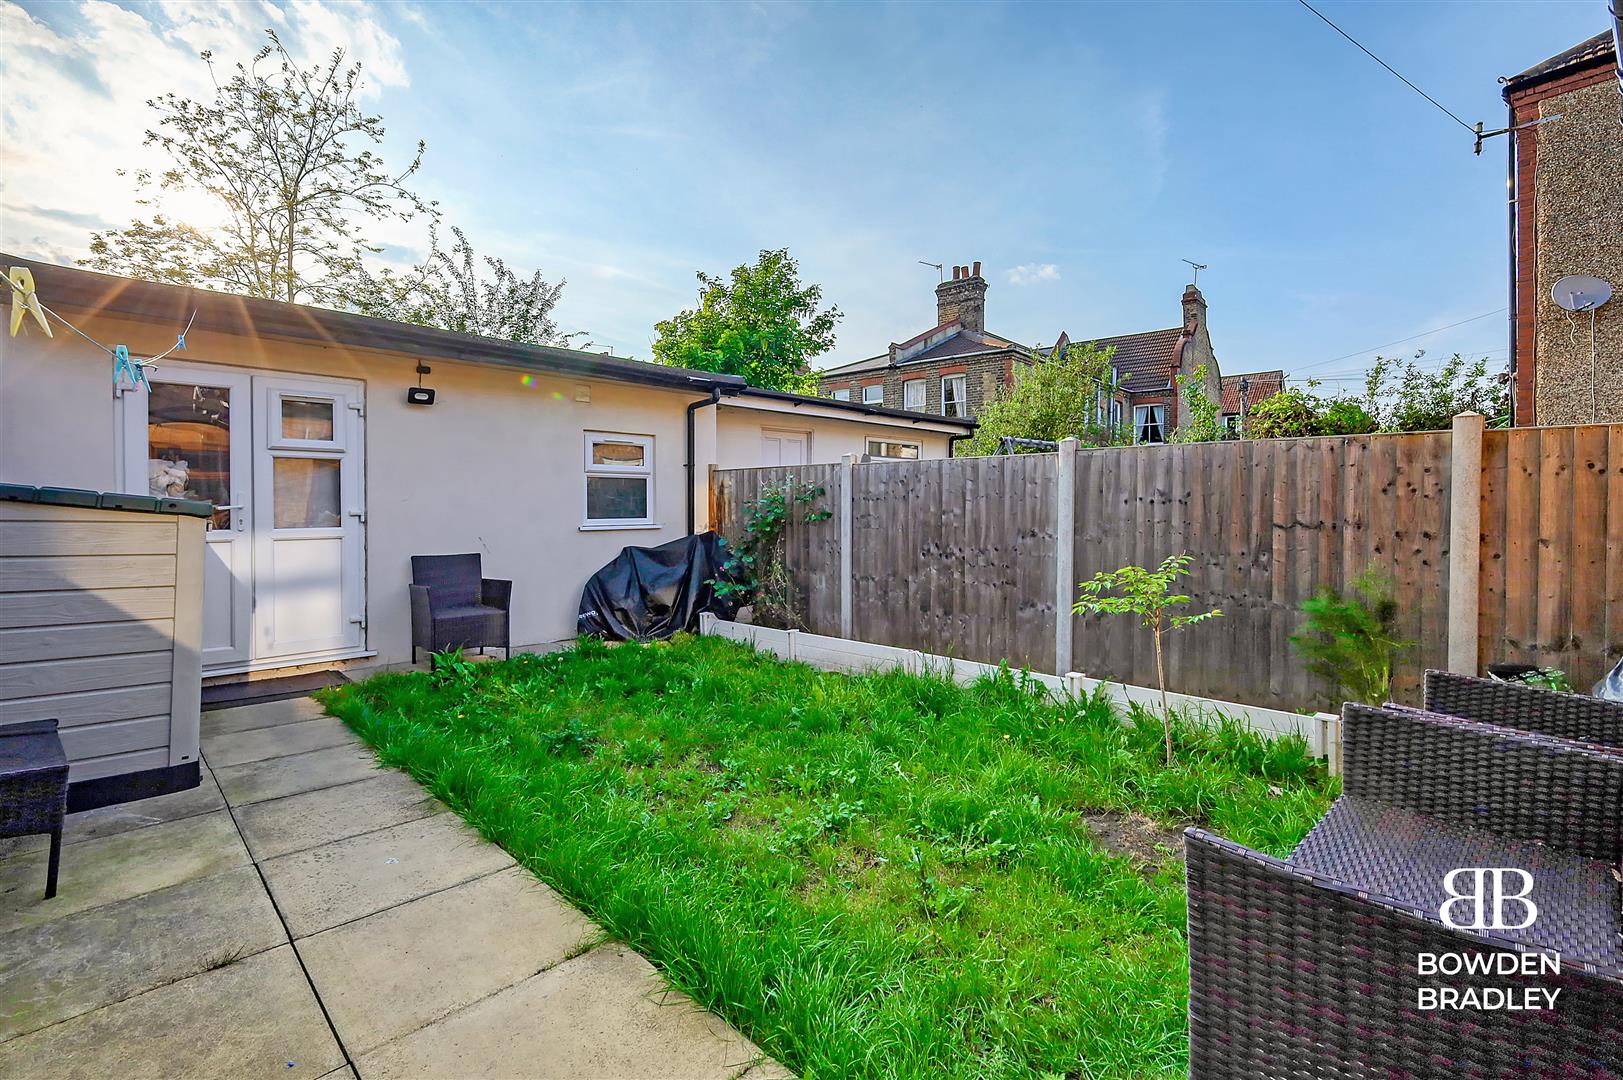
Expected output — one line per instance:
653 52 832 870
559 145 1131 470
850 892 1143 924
1505 59 1616 426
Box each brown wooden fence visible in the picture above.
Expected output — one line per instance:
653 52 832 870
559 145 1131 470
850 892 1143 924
711 422 1623 711
1479 424 1623 689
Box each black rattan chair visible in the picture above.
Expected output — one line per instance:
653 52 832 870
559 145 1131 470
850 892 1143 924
409 554 512 665
1 719 69 899
1423 668 1623 748
1185 702 1623 1077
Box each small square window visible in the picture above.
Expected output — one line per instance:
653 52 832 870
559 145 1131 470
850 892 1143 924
862 384 884 405
584 432 653 526
903 380 926 411
830 388 851 401
281 397 335 441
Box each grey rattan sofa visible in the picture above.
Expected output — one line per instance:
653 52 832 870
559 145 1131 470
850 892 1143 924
1423 668 1623 748
1185 702 1623 1077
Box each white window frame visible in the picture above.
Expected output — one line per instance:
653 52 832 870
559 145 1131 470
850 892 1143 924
865 438 921 461
582 431 656 529
861 384 884 405
830 388 851 401
269 390 347 451
903 379 926 411
1134 404 1167 444
941 374 967 418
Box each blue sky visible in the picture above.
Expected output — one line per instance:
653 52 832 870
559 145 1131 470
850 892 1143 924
0 0 1606 384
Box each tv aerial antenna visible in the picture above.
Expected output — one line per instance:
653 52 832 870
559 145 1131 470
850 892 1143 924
1181 259 1208 286
918 260 944 282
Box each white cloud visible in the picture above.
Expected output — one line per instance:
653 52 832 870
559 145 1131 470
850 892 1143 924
0 0 412 262
1006 263 1060 286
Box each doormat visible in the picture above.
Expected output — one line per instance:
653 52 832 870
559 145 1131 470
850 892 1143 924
201 670 350 711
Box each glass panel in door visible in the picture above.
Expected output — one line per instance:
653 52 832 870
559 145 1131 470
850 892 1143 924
146 382 234 531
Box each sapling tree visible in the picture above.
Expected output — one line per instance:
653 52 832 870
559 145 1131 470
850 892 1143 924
1072 554 1223 765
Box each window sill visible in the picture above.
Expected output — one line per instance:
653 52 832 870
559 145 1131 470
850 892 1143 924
579 522 664 532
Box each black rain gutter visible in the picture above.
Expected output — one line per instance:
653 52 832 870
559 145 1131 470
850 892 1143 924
1504 88 1519 425
686 385 741 534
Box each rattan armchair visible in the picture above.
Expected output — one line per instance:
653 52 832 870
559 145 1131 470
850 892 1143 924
1423 668 1623 748
409 553 512 666
1185 702 1623 1078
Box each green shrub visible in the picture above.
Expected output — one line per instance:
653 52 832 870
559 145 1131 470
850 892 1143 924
1290 569 1410 706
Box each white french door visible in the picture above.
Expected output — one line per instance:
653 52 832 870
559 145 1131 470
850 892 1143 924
123 364 366 672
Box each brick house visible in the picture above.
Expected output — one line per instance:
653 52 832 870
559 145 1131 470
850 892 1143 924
1219 369 1284 435
1503 30 1623 425
815 262 1225 443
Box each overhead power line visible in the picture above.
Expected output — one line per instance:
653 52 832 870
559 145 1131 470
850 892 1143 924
1291 308 1506 376
1295 0 1477 135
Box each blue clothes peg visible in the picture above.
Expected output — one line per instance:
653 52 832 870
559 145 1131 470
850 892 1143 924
113 345 149 390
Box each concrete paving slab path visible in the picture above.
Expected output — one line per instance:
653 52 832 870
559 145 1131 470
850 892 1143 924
0 694 790 1079
0 863 284 1039
234 771 444 861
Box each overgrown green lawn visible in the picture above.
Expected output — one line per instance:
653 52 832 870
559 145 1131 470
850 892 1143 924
320 635 1335 1079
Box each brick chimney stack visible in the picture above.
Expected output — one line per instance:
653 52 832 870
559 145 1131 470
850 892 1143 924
935 262 987 332
1181 283 1206 335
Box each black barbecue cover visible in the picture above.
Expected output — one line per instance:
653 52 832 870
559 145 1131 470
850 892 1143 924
577 532 742 641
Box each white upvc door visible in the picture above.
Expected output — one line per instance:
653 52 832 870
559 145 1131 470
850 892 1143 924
121 366 365 672
124 364 255 668
251 376 366 663
761 429 809 466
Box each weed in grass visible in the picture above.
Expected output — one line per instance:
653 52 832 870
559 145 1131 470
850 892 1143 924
320 633 1335 1080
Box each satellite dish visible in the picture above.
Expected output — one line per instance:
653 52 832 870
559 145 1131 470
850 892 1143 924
1551 274 1613 312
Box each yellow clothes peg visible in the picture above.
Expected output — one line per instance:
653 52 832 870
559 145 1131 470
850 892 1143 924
8 268 52 338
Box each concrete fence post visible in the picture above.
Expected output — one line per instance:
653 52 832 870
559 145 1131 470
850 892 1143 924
1447 411 1485 675
1054 438 1079 675
839 453 855 639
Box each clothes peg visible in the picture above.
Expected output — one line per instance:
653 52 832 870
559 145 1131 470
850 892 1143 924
8 267 52 337
113 345 150 391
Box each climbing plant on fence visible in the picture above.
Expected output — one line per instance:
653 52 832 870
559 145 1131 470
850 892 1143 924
715 480 832 630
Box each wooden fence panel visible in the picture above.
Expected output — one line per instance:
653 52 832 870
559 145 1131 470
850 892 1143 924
1478 424 1621 690
710 424 1621 713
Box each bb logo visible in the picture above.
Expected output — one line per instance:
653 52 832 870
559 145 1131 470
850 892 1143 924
1439 869 1537 930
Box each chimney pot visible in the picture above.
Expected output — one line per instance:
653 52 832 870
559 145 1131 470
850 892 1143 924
934 261 989 331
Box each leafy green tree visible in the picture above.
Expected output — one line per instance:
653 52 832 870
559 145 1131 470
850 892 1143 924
341 226 582 346
1317 397 1379 435
959 342 1126 455
85 31 434 305
1363 351 1509 431
1073 554 1223 765
652 249 840 392
1246 386 1322 439
1170 363 1222 443
1290 569 1410 707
